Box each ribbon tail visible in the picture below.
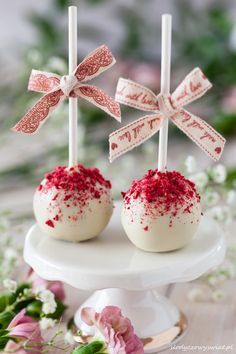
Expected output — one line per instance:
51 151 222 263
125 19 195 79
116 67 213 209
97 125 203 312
171 109 226 161
75 85 121 122
12 90 64 134
74 45 116 82
28 70 61 93
109 114 162 162
115 78 158 112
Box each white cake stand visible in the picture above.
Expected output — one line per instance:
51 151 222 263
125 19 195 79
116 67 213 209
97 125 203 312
24 202 225 353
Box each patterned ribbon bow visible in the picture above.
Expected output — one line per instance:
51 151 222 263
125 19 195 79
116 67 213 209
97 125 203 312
12 45 121 134
109 68 225 162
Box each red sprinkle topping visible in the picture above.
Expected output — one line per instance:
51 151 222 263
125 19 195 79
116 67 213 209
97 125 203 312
122 169 200 225
144 226 149 231
38 165 112 222
44 165 111 193
45 219 54 228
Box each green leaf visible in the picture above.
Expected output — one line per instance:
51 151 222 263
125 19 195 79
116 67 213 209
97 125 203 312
0 330 11 350
26 300 42 319
55 0 69 10
213 113 236 136
0 293 16 312
0 335 10 350
15 283 31 298
14 299 35 313
226 169 236 188
0 311 15 330
72 340 106 354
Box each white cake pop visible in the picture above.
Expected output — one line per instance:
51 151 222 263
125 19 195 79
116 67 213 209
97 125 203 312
34 164 113 242
121 169 201 252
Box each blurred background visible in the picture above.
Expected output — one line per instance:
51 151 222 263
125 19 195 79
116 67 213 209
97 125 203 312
0 0 236 214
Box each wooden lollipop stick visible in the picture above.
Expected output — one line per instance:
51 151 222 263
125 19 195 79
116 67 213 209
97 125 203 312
158 14 172 172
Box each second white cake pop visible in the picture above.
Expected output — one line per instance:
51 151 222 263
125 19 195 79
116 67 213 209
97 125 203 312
121 169 201 252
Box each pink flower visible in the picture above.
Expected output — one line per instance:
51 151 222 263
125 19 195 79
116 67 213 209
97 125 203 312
7 309 42 354
27 268 65 301
4 340 27 354
81 306 144 354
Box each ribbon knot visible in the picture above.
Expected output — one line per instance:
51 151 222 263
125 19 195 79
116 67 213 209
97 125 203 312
60 75 78 97
156 94 176 118
12 45 121 135
109 67 225 162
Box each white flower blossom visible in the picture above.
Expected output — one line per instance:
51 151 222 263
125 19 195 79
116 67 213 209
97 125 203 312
23 288 33 297
210 164 227 184
34 285 47 295
3 279 17 293
212 289 225 302
37 289 55 303
184 156 197 174
4 248 17 261
37 289 57 315
208 275 219 286
190 172 209 190
40 317 56 330
208 206 231 223
203 190 220 207
64 331 75 345
187 287 204 302
42 301 57 315
226 190 236 205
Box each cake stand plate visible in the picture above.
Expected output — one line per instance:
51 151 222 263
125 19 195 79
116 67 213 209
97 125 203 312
24 202 225 353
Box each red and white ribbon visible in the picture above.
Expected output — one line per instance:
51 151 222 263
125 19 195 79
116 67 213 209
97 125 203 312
12 45 121 134
109 68 225 162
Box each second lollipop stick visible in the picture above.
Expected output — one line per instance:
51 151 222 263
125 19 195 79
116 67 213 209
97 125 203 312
158 14 172 172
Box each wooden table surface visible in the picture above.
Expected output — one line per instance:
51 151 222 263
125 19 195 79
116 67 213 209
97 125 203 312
1 186 235 354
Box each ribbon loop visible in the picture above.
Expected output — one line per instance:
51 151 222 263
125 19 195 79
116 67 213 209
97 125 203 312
74 45 116 82
171 67 212 109
110 67 225 162
28 70 60 93
115 78 158 112
12 45 121 134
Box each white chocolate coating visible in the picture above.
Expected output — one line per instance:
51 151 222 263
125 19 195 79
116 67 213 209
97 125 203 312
34 180 113 242
121 198 201 252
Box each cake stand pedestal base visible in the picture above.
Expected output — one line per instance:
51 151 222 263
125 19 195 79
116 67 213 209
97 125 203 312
24 202 225 353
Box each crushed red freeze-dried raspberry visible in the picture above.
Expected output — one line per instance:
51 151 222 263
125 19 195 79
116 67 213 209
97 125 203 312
44 164 111 193
52 193 59 201
123 169 200 222
144 226 149 231
45 219 54 228
64 194 72 201
37 164 112 219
